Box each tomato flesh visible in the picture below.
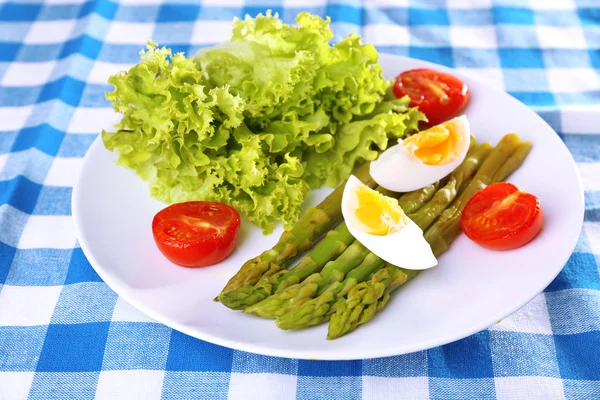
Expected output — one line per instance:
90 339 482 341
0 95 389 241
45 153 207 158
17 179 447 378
152 201 241 268
393 68 469 126
460 182 543 251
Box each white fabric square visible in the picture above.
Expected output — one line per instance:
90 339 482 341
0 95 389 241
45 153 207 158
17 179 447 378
546 68 600 93
0 285 62 326
446 0 492 8
44 157 83 187
67 107 121 134
105 22 155 44
457 68 504 91
18 216 77 249
111 297 157 323
363 24 410 46
490 293 553 335
577 163 600 191
537 26 587 49
450 26 497 48
495 376 566 400
0 106 33 131
561 107 600 134
202 0 245 5
88 61 133 84
191 21 232 45
2 61 56 87
528 0 575 10
24 20 76 44
584 222 600 256
0 372 35 400
363 376 430 400
228 373 297 400
95 370 165 400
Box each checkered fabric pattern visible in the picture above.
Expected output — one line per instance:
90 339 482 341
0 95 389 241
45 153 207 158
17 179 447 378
0 0 599 398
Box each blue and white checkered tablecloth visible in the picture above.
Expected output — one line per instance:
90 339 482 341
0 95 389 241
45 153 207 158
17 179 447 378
0 0 599 398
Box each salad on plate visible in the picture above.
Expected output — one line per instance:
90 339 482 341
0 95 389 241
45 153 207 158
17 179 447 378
101 11 542 341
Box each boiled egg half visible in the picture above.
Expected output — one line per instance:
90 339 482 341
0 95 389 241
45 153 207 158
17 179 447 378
370 115 471 192
341 176 437 270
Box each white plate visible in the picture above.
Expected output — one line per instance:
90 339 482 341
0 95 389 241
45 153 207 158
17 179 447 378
73 54 584 360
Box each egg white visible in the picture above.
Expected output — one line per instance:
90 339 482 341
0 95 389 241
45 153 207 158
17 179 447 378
369 115 471 192
342 176 438 270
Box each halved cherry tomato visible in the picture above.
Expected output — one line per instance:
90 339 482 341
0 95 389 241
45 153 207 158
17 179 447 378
152 201 241 268
393 68 469 126
460 182 543 251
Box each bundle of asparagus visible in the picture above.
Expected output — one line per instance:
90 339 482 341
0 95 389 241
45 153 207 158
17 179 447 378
218 133 531 340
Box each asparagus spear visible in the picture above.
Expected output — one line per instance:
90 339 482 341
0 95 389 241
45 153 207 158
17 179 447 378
219 223 354 310
275 253 387 330
328 135 531 339
218 162 376 298
251 141 493 323
244 241 370 318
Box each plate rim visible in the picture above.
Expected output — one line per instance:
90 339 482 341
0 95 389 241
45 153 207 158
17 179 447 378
72 53 584 360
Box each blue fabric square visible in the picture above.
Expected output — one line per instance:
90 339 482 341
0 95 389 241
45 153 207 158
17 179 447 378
0 23 29 42
0 131 18 154
448 9 493 26
244 6 285 20
374 45 409 57
410 26 450 47
0 86 40 107
577 7 600 25
493 7 534 24
16 43 62 62
499 48 545 68
28 372 99 400
546 252 600 292
162 371 230 400
453 49 500 67
103 322 171 370
0 326 48 371
495 25 539 48
98 44 143 63
588 49 600 68
546 290 600 335
60 35 103 60
152 22 196 45
363 351 427 377
563 134 600 162
502 69 550 92
57 134 96 157
429 377 496 400
6 248 71 286
536 109 562 133
555 332 600 380
166 331 233 372
114 5 159 22
12 125 65 156
92 0 118 20
0 176 42 214
33 186 72 216
298 376 361 399
298 360 361 377
38 77 86 107
543 49 593 68
490 331 561 377
409 47 454 67
51 282 118 324
324 4 360 26
555 91 600 106
38 4 81 21
0 3 41 22
365 8 405 25
231 351 297 375
428 331 494 378
0 43 20 62
564 379 600 400
37 322 110 372
65 247 103 284
157 4 200 22
0 241 17 284
535 10 581 26
409 7 449 26
79 83 110 107
0 203 29 248
509 91 555 107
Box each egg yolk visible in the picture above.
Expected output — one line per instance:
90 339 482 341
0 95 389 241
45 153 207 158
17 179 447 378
353 186 407 236
403 119 466 165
